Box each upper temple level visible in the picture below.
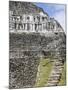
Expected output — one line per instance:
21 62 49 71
9 10 63 33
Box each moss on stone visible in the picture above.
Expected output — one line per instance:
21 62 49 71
35 58 53 87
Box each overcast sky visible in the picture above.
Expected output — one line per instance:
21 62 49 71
35 3 66 32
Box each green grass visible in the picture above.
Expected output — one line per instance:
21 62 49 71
58 62 66 86
35 58 53 87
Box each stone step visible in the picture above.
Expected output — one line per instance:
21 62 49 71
49 74 60 77
51 73 62 76
53 68 63 71
54 61 62 63
52 68 62 71
50 73 61 76
48 77 59 81
47 84 57 86
47 81 58 85
54 66 63 68
48 80 58 83
54 64 62 65
51 69 61 72
47 58 64 86
48 77 59 80
51 70 62 73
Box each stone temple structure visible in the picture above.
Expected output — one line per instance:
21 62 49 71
9 10 63 33
9 1 66 89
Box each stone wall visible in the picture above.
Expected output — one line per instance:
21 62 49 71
9 32 66 89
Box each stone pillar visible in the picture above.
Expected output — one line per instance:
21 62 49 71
25 23 27 31
36 24 38 32
33 24 35 32
30 24 33 31
37 24 39 31
24 23 25 30
16 23 19 30
32 24 33 31
38 24 42 31
38 23 40 31
22 23 23 30
29 23 31 31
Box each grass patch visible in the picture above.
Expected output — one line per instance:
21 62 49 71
35 58 53 87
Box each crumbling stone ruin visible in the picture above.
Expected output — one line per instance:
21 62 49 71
9 1 66 89
9 1 63 33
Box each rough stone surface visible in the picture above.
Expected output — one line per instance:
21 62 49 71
9 1 66 89
9 32 66 88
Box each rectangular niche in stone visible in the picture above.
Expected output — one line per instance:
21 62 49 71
9 1 66 89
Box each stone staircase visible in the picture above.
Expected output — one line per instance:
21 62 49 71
46 52 64 86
